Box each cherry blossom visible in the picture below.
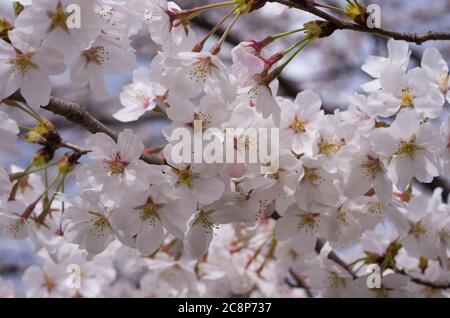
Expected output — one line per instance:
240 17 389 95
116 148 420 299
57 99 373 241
1 0 450 299
70 34 136 100
0 31 66 107
421 48 450 103
279 90 324 154
113 68 166 122
368 65 444 119
77 129 148 200
361 39 410 92
370 109 440 190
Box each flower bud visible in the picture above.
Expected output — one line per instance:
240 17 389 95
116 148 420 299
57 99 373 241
344 0 369 26
304 20 337 39
239 0 267 14
24 131 46 145
35 120 57 137
57 152 81 175
32 147 55 168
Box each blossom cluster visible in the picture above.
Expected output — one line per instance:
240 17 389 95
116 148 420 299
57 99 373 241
1 0 450 298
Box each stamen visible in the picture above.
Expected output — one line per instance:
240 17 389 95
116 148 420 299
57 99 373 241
290 115 306 133
177 166 194 187
105 152 129 176
400 86 415 108
9 53 36 75
47 1 74 33
395 135 422 160
304 167 323 187
82 46 109 66
188 56 216 83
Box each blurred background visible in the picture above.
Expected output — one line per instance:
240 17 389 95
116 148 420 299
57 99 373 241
1 0 450 294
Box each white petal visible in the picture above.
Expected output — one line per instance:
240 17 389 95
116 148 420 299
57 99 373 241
21 69 51 107
136 217 164 255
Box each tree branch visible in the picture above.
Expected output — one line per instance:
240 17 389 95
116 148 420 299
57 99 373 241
271 0 450 45
396 269 450 290
285 268 314 297
315 238 357 279
41 97 163 165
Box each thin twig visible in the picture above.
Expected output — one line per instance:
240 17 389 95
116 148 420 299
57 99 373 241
315 238 357 279
286 268 314 297
41 97 163 165
396 269 450 290
271 0 450 45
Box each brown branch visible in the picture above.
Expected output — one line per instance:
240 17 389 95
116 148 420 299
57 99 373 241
396 269 450 290
286 268 314 297
41 97 163 165
271 0 450 45
315 238 357 279
315 239 450 290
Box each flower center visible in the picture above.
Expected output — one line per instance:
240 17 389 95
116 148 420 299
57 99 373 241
47 1 74 33
298 213 319 233
144 8 157 23
360 156 380 180
319 138 345 157
105 152 129 175
336 209 350 226
365 201 383 219
136 196 164 222
195 211 218 234
194 111 213 130
82 46 108 66
189 57 215 84
411 221 426 238
290 116 306 133
395 135 421 160
6 219 25 238
304 167 323 186
9 53 35 74
177 167 194 187
439 73 449 93
42 275 56 292
89 212 111 235
400 86 415 108
139 95 151 108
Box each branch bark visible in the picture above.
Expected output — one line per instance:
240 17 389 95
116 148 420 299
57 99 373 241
271 0 450 45
42 97 163 165
315 238 357 279
396 269 450 290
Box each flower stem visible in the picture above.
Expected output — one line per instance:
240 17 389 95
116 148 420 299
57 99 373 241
4 99 43 123
193 7 239 52
262 38 312 85
211 10 242 55
182 0 237 20
36 174 66 224
9 163 57 181
270 28 305 41
20 171 61 220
